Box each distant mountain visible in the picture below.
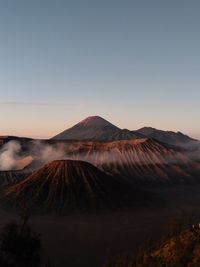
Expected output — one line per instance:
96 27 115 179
4 160 137 212
1 117 197 147
3 137 200 184
32 139 200 183
52 116 197 147
52 116 143 141
135 127 197 146
0 136 32 147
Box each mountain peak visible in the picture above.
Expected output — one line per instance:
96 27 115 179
77 116 119 128
52 115 126 141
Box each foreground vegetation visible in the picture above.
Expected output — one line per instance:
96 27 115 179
103 222 200 267
0 207 54 267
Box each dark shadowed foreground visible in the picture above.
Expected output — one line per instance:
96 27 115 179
1 185 200 267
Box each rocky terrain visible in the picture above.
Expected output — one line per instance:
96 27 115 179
4 160 140 212
51 139 200 183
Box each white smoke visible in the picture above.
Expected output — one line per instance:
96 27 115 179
0 139 199 172
0 141 32 171
0 140 69 172
31 140 67 164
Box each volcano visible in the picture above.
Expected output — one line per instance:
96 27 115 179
53 139 200 183
51 116 197 146
52 116 142 141
5 160 137 212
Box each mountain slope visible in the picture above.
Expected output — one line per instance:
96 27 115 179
4 160 137 212
0 170 30 187
52 116 142 141
104 229 200 267
52 115 198 146
27 139 200 183
136 127 197 146
55 139 200 183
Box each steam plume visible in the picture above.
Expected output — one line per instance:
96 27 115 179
0 141 32 171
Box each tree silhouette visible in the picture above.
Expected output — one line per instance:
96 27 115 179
0 203 41 267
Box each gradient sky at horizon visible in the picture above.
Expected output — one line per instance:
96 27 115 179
0 0 200 139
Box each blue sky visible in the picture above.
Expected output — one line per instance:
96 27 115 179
0 0 200 138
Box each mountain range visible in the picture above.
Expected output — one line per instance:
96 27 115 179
1 116 200 213
52 116 197 146
52 116 143 142
50 138 200 183
0 115 199 185
0 116 197 148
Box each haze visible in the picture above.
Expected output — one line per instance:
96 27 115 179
0 0 200 139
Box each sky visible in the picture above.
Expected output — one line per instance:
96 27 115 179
0 0 200 139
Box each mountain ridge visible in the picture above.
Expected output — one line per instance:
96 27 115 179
52 116 143 141
136 126 197 146
52 116 197 146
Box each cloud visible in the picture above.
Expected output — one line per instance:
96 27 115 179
0 100 67 106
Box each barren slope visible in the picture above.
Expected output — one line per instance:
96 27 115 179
52 116 142 141
59 139 200 183
5 160 137 212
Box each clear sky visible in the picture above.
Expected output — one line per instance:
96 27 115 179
0 0 200 139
